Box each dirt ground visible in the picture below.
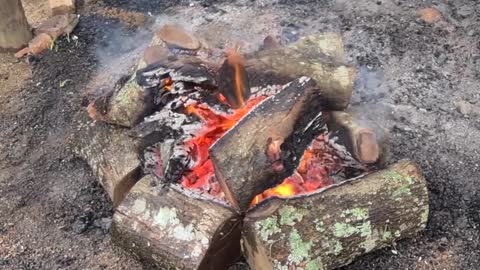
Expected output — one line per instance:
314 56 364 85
1 0 480 269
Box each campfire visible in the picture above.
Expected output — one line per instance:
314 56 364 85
78 24 429 270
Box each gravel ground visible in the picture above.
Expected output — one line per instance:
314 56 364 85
1 0 479 269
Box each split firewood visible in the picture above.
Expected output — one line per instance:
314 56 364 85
245 35 356 110
112 175 242 270
210 77 328 211
243 160 429 270
324 110 390 165
73 121 142 207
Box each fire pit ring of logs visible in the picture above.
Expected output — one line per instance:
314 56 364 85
75 25 429 270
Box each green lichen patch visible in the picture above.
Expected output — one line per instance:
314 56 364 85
421 209 429 224
333 223 358 238
343 208 369 221
334 241 343 255
279 206 307 226
314 219 325 233
288 229 313 265
333 221 372 238
256 217 282 243
305 258 324 270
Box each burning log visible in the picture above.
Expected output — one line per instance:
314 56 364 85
112 175 242 270
87 75 156 128
210 77 328 211
325 111 390 165
73 121 142 207
243 160 429 270
245 37 356 110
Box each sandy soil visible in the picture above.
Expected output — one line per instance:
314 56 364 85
1 0 480 269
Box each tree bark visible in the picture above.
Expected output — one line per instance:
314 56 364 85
245 34 356 111
112 175 242 270
73 120 142 207
243 160 429 270
0 0 32 50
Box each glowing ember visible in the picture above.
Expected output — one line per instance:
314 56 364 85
180 96 266 196
250 134 341 207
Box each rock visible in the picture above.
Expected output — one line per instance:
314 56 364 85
157 24 201 51
416 7 443 24
93 217 112 232
72 219 89 234
456 6 473 19
34 14 80 39
49 0 76 16
454 100 473 115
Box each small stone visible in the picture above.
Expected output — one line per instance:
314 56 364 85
456 6 473 19
416 7 442 24
93 217 112 232
71 219 88 234
157 24 201 51
454 100 473 115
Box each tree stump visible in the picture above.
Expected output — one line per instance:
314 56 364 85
0 0 32 50
243 160 429 270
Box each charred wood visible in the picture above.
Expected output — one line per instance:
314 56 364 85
210 77 328 211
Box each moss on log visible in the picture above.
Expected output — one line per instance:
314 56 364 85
243 160 429 270
112 176 242 270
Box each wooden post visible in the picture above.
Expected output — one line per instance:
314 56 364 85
243 160 429 270
0 0 32 50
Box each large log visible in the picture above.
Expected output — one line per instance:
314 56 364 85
245 35 356 111
0 0 32 50
243 160 429 270
112 175 242 270
73 121 141 207
324 110 389 165
210 77 328 211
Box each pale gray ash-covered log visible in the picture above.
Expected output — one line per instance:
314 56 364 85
76 24 429 270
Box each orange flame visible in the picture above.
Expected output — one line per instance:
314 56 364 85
181 96 266 195
226 49 247 108
250 135 339 207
